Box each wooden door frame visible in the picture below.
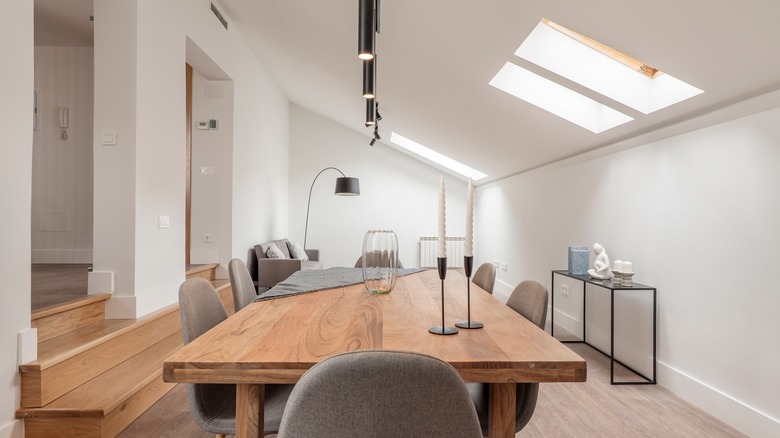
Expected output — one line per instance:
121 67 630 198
185 63 193 265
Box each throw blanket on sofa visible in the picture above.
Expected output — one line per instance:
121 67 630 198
256 267 426 301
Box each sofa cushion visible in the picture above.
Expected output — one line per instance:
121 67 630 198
301 261 323 270
287 240 309 261
259 239 291 259
265 243 287 259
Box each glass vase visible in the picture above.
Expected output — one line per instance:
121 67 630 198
361 230 399 295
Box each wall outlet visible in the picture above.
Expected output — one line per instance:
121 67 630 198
158 215 170 229
500 262 508 271
202 233 213 243
200 166 216 176
561 284 570 296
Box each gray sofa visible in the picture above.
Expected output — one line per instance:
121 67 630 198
254 239 323 289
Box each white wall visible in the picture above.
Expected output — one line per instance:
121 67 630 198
190 70 234 278
32 46 94 264
289 105 468 268
93 0 290 318
477 92 780 437
0 0 32 436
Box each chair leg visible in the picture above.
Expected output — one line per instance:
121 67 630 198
216 434 225 438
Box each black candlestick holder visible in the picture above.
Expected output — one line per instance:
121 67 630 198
456 256 484 329
429 257 458 335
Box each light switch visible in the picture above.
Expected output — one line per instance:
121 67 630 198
158 215 170 229
102 130 117 145
201 167 216 176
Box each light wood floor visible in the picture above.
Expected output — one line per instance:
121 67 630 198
31 264 91 311
119 342 745 437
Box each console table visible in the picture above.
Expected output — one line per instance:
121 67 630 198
550 270 656 385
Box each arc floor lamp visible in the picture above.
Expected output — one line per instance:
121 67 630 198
304 167 360 249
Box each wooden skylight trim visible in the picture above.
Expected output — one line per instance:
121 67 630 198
542 18 661 79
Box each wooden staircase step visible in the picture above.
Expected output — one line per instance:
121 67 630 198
213 279 234 316
185 263 218 280
17 333 182 438
32 293 112 343
20 305 181 408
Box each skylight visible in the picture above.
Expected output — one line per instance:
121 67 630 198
390 132 487 180
490 62 633 133
516 19 703 114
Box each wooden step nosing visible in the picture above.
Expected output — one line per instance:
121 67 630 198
32 293 112 320
17 407 105 418
27 303 180 371
19 333 183 419
186 263 219 276
213 279 231 291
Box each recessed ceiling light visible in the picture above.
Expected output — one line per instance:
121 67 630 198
517 19 703 114
490 62 633 133
390 132 487 180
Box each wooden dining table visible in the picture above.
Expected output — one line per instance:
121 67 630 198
163 268 586 438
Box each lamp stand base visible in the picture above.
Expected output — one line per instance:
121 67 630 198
455 320 483 329
428 326 458 335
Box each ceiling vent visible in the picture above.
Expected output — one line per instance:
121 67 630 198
211 3 228 30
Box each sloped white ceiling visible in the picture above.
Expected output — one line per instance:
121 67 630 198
36 0 780 184
218 0 780 184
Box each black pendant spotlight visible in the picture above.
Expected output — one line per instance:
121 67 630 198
358 0 375 60
366 98 376 126
359 0 381 144
363 56 375 99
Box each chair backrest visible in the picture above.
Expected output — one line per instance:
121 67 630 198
228 258 257 312
354 251 404 269
472 262 496 294
178 278 236 435
506 280 549 329
179 278 228 344
278 350 482 438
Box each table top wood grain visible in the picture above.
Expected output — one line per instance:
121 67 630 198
164 269 586 385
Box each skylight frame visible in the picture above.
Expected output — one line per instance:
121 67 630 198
390 132 488 181
516 19 703 114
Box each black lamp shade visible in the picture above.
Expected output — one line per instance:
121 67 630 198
365 98 376 126
335 177 360 196
358 0 375 60
363 56 375 98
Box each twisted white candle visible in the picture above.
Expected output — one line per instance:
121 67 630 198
465 178 473 257
438 176 446 258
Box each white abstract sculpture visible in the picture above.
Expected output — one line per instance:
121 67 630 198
587 243 611 279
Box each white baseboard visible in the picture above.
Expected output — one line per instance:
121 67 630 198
493 279 513 303
659 361 780 438
0 419 23 438
31 249 92 264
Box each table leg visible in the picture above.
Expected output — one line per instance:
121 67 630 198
488 382 516 438
236 384 264 438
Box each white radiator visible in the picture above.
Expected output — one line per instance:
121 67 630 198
419 237 465 268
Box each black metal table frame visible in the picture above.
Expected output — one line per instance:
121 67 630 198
550 270 656 385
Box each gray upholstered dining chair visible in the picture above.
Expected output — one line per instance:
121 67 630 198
277 350 483 438
178 278 292 437
472 262 496 294
354 250 404 269
228 258 257 313
469 280 549 436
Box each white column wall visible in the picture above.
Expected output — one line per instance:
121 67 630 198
289 105 468 268
0 1 33 436
476 92 780 437
94 0 289 318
